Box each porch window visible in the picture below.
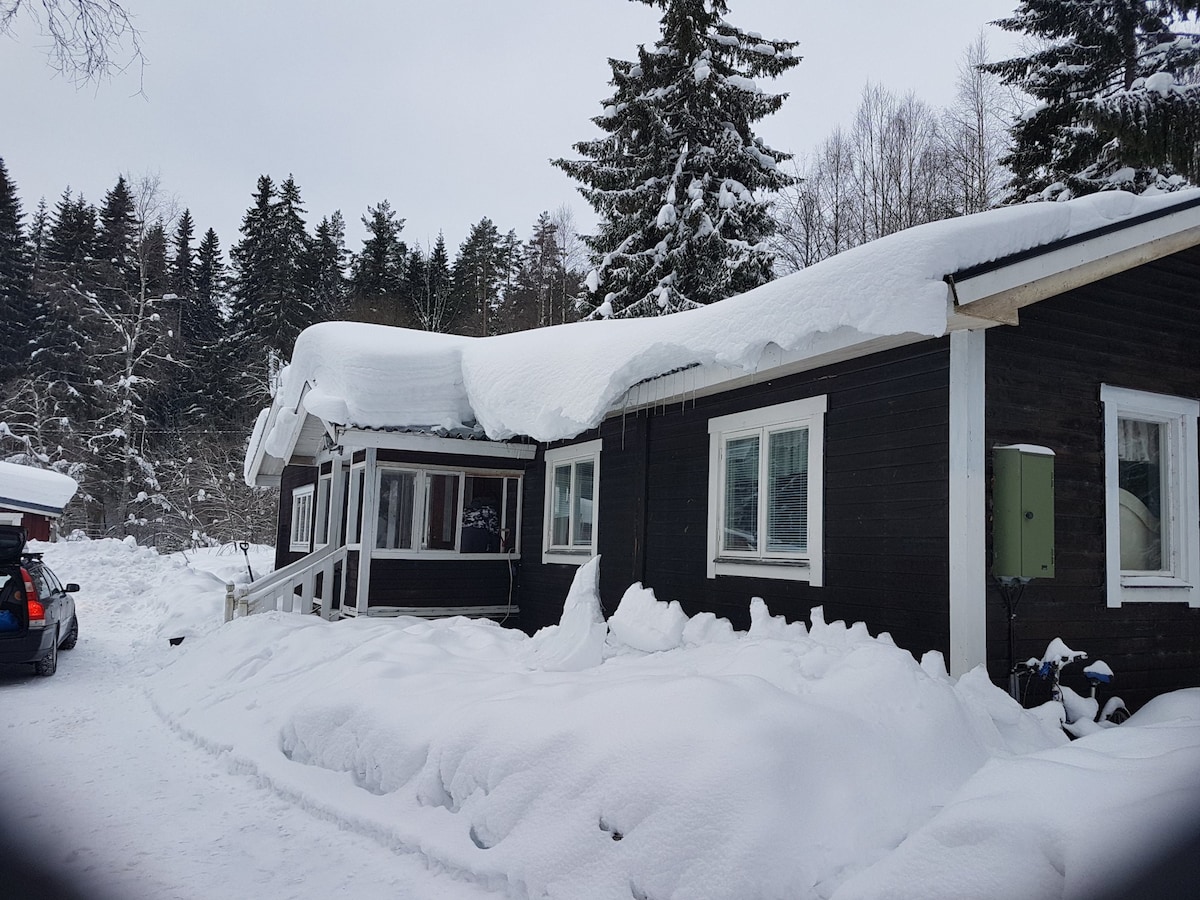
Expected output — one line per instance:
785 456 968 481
314 474 332 546
372 466 521 557
542 440 600 564
289 485 315 552
1102 385 1199 607
707 396 826 584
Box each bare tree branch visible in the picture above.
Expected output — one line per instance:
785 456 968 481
0 0 143 87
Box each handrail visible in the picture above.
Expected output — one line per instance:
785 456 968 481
224 543 348 622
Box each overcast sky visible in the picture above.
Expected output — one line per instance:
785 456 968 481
1 0 1022 255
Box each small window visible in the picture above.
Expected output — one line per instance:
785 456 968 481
708 396 826 584
543 440 601 564
314 474 332 546
1102 385 1199 607
290 485 315 552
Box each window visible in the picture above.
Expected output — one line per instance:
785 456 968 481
314 474 332 546
1102 385 1199 607
707 396 826 584
372 467 521 557
290 485 315 552
543 440 601 564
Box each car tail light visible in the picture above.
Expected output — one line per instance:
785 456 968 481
20 567 44 626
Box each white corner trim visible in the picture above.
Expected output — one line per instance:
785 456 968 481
949 329 987 677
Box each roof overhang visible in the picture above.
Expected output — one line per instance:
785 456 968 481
947 194 1200 326
0 497 64 517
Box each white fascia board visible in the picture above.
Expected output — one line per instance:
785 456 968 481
337 428 537 461
615 328 929 416
952 214 1200 324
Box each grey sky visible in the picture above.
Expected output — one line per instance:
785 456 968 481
2 0 1020 255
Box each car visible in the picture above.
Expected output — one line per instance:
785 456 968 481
0 525 79 677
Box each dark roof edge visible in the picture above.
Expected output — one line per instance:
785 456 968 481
950 192 1200 283
0 496 64 516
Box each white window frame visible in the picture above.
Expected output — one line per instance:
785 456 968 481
707 396 826 585
542 439 601 565
371 464 522 560
289 484 315 552
1102 385 1200 607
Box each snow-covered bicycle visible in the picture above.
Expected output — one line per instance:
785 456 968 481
1022 638 1130 738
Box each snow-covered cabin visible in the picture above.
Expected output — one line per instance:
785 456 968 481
0 461 79 541
245 190 1200 707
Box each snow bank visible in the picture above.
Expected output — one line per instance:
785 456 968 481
256 190 1200 456
0 459 78 510
146 592 1072 900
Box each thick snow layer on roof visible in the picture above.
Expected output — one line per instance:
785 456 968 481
263 190 1200 451
0 460 79 511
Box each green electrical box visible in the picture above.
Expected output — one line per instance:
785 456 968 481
993 444 1055 580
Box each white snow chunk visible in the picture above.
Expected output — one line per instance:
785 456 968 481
522 556 607 671
607 582 688 652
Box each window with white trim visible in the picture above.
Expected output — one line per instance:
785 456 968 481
1102 385 1199 607
373 467 521 557
707 396 826 584
290 484 315 552
542 440 600 564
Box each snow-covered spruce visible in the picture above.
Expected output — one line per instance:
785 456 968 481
554 0 798 318
985 0 1199 201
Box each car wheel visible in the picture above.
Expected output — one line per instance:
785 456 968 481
34 630 58 677
60 616 79 650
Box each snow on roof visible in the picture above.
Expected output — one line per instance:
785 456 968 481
254 190 1200 470
0 460 79 513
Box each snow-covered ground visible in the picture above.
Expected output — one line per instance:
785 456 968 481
2 539 1198 900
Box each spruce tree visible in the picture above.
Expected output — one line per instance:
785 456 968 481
348 200 407 325
554 0 799 317
0 157 31 378
274 175 319 349
452 217 504 336
302 212 348 323
169 209 196 303
986 1 1200 200
95 175 139 303
229 175 282 401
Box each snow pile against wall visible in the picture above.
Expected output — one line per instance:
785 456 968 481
0 459 79 511
256 189 1200 455
148 584 1081 900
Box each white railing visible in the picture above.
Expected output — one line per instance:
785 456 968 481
224 543 348 622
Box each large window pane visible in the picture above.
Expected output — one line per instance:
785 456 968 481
552 464 572 546
724 435 759 551
462 476 503 553
767 428 808 553
573 460 595 546
425 473 460 550
1117 418 1164 571
376 471 415 550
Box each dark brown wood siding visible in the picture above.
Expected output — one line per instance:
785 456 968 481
519 342 953 659
365 558 519 614
275 464 318 571
985 245 1200 708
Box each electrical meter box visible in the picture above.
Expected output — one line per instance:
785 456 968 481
992 444 1055 580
